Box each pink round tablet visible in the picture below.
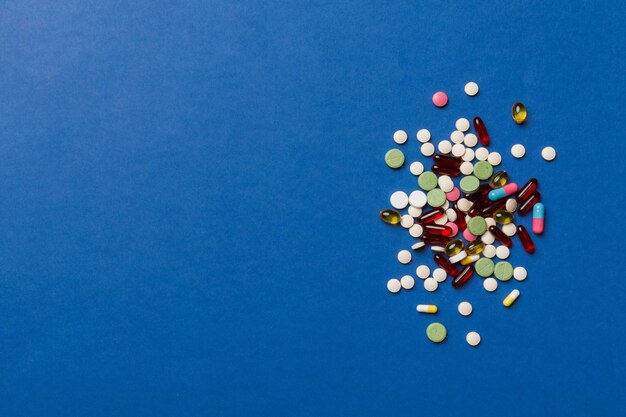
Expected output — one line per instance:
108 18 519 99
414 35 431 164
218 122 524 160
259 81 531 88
463 228 477 241
446 222 458 237
432 91 448 108
446 187 460 202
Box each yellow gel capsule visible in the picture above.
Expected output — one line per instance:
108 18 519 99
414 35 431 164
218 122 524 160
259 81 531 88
444 239 464 256
503 289 520 307
380 209 401 224
512 102 527 124
460 254 480 265
465 241 485 255
489 170 508 188
493 210 514 225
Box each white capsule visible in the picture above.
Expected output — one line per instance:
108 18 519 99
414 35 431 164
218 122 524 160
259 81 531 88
417 129 431 143
503 289 520 307
416 304 438 313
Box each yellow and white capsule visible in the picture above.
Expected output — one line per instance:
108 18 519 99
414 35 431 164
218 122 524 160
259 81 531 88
460 254 480 265
503 289 520 307
416 304 438 314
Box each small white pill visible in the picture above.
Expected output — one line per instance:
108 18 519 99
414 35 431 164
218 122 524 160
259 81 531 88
466 331 481 346
496 245 510 259
437 140 452 154
390 191 409 209
475 147 489 161
460 161 474 175
451 143 466 157
463 133 478 147
433 268 447 282
506 198 517 212
462 148 475 162
417 129 431 143
411 242 425 250
483 277 498 292
409 190 427 208
408 205 422 218
401 214 414 228
416 265 430 279
409 223 423 237
483 244 496 258
424 278 438 292
446 208 457 222
442 200 450 210
438 175 454 193
393 130 408 144
458 301 473 316
450 130 464 144
409 161 424 176
502 223 517 236
455 118 470 132
457 198 472 213
513 267 528 281
487 152 502 166
485 217 496 227
542 146 557 161
421 142 435 156
430 245 445 253
464 82 479 96
434 214 448 225
400 275 415 289
387 278 401 293
511 144 526 158
397 250 412 264
449 251 467 264
481 231 495 245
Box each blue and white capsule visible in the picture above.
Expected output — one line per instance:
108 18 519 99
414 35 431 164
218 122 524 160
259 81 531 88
532 203 545 234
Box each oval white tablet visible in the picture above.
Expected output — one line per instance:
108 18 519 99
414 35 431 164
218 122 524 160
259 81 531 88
475 147 489 161
417 129 431 143
421 142 435 156
438 140 452 154
416 265 430 279
464 82 479 96
511 144 525 158
433 268 447 282
466 331 481 346
463 133 478 147
409 223 423 237
397 250 412 264
424 277 438 292
401 214 415 228
430 245 445 253
446 208 457 222
393 130 408 144
513 266 528 281
487 152 502 166
542 146 556 161
409 190 427 208
483 277 498 292
506 198 517 212
390 191 409 209
496 245 510 259
455 118 470 132
458 301 473 316
410 161 424 176
400 275 415 290
387 278 401 293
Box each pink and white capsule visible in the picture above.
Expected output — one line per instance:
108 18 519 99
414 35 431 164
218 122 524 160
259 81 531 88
532 203 545 234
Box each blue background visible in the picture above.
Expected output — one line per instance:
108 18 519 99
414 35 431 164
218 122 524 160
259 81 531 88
0 1 624 416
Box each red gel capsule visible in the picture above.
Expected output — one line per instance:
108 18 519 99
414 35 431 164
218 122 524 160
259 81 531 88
480 198 507 217
473 117 490 146
419 208 445 224
518 191 541 215
432 164 461 177
517 225 535 254
452 265 474 288
516 178 538 202
453 206 467 230
466 183 491 202
488 225 512 247
434 253 459 277
432 154 463 168
421 233 450 246
468 198 488 216
424 224 454 237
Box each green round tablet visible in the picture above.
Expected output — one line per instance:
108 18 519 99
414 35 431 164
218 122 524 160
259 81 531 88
494 261 514 281
418 171 438 191
426 322 447 343
475 257 495 277
459 175 480 194
473 161 493 180
467 216 487 236
385 149 405 168
427 188 446 207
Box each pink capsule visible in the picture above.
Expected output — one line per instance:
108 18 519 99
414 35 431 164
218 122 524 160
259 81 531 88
488 183 518 201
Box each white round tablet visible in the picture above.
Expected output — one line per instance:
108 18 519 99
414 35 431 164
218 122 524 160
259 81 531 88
433 268 447 282
481 231 495 245
450 130 464 144
421 142 435 157
483 277 498 292
393 130 408 144
502 223 517 236
511 144 526 158
390 191 409 209
455 118 470 132
446 208 457 222
496 245 510 259
397 250 412 264
506 198 517 212
408 205 422 218
424 278 438 292
416 265 430 279
485 217 496 227
409 190 427 208
487 152 502 166
483 244 496 258
457 198 472 213
452 143 466 157
417 129 431 143
442 200 450 210
475 147 489 161
401 214 415 228
438 176 454 193
460 161 474 175
400 275 415 290
462 148 475 162
409 223 423 237
463 133 478 147
387 278 401 293
466 331 481 346
542 146 557 161
458 301 473 316
513 266 528 281
438 140 452 154
464 82 479 96
409 161 424 176
434 214 448 225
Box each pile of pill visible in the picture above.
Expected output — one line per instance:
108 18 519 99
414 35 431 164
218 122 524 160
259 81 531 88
381 82 554 346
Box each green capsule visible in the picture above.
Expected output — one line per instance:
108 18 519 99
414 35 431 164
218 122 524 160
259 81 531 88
489 170 508 188
444 239 464 256
380 209 401 224
493 210 514 225
512 102 527 124
465 240 485 255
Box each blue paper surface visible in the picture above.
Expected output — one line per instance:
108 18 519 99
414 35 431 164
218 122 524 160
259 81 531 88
0 1 625 416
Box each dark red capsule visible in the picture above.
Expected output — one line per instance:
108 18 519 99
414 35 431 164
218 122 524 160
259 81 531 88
466 183 491 202
432 164 461 177
468 198 488 216
480 198 507 217
453 206 467 230
419 208 445 224
423 224 454 237
488 225 512 247
517 225 535 254
473 117 490 146
516 178 538 202
452 265 474 288
421 233 450 246
434 253 459 277
432 154 463 168
518 191 541 215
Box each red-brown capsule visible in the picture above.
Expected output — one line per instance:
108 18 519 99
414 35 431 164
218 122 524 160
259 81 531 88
466 183 491 202
421 233 450 246
419 208 445 224
488 225 512 247
517 225 535 253
424 224 454 237
472 117 490 146
468 198 488 216
480 198 507 217
432 154 463 168
518 191 541 215
432 164 461 177
434 253 459 277
516 178 538 202
452 265 474 288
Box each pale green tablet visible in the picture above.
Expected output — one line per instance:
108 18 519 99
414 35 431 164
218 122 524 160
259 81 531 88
473 161 493 180
494 261 514 281
385 149 405 168
475 258 495 277
459 175 480 194
426 322 447 343
418 172 438 191
427 189 446 207
468 216 487 236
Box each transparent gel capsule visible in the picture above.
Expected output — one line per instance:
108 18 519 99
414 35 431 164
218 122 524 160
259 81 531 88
465 240 485 255
493 210 514 225
512 102 527 124
444 239 464 256
380 209 401 224
489 170 508 188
